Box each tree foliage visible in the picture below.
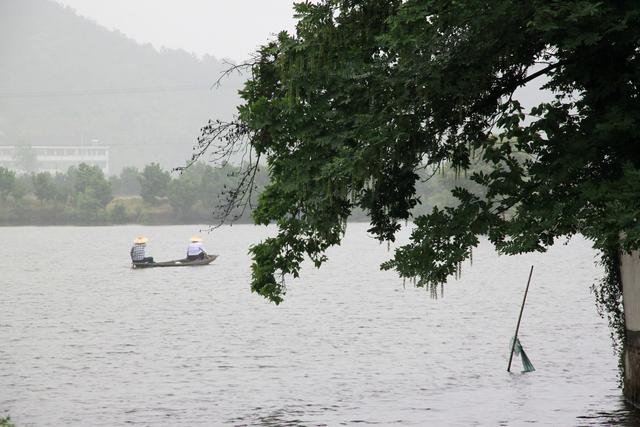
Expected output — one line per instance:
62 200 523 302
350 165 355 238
0 162 267 225
72 164 113 206
198 0 640 304
139 162 171 204
111 166 142 196
0 167 16 201
168 169 200 219
0 415 15 427
33 171 56 205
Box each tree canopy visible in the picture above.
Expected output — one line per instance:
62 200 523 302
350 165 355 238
139 163 171 204
0 162 270 226
198 0 640 304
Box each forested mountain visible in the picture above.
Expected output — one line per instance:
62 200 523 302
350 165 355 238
0 0 244 173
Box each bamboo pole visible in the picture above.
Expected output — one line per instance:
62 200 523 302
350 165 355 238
507 265 534 372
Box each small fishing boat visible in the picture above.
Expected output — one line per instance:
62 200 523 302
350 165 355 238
132 254 218 269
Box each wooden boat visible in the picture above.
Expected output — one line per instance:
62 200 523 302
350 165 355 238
132 254 218 269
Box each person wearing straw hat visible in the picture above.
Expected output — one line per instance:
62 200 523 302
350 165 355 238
186 236 207 261
130 235 154 263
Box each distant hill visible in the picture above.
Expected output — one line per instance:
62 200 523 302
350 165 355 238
0 0 245 173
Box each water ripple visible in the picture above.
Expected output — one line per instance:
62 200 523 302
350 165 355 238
0 224 636 425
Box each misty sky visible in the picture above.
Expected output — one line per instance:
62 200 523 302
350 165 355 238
54 0 298 61
51 0 549 108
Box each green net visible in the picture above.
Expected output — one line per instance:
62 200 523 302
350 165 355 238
511 337 535 373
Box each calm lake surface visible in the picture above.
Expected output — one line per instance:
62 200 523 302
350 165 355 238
1 224 639 426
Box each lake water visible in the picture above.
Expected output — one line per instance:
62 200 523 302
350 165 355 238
1 224 639 426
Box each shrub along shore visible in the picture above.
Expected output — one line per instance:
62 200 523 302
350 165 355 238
0 162 265 225
0 161 478 226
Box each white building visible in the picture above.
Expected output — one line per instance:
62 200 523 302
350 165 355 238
0 144 110 175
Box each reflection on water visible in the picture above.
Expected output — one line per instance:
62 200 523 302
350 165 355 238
576 397 640 425
0 224 638 425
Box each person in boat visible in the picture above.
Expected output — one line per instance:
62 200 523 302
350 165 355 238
186 236 207 261
130 236 154 263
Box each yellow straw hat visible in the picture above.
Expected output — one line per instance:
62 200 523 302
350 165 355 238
190 236 203 242
133 235 148 244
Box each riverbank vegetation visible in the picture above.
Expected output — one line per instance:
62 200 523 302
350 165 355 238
0 161 481 226
0 162 264 225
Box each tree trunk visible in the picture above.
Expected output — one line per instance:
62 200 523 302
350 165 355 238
621 250 640 405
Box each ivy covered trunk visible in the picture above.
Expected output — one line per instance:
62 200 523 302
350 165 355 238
621 250 640 406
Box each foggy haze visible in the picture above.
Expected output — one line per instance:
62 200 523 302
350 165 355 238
0 0 296 175
0 0 549 176
53 0 298 61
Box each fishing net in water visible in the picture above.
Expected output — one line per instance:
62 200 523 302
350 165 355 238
510 337 535 373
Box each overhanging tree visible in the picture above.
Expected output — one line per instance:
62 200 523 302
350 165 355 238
196 0 640 389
